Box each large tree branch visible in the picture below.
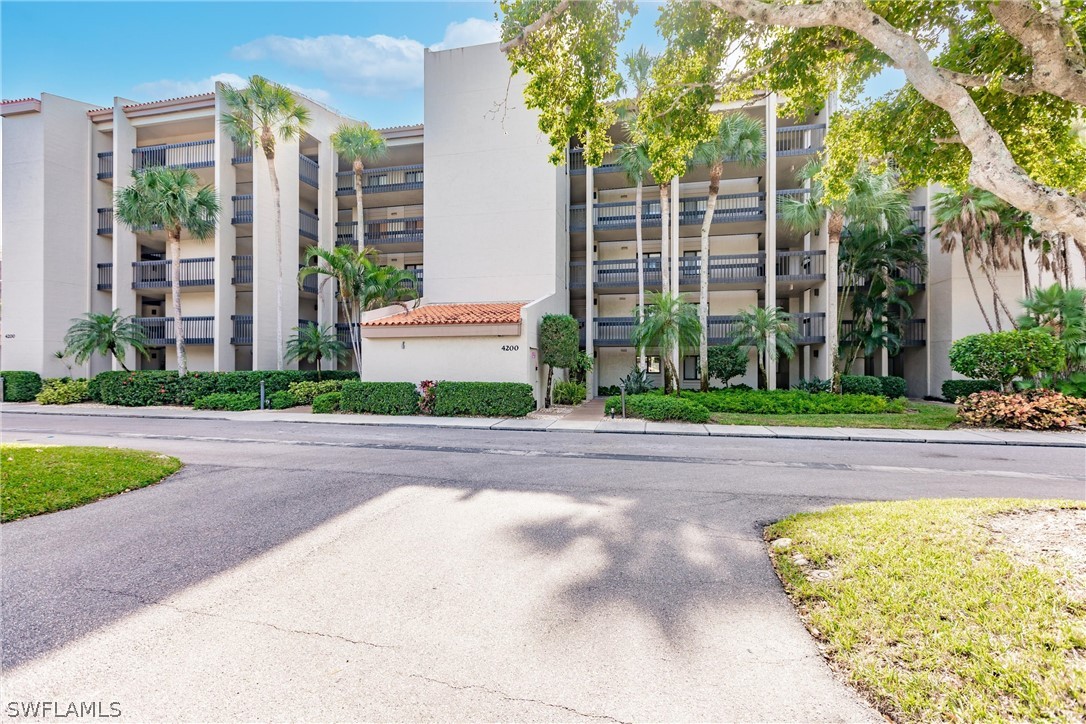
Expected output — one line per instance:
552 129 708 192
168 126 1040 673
500 0 572 52
709 0 1086 244
988 0 1086 106
938 69 1045 96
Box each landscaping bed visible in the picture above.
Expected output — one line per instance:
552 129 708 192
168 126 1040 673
766 499 1086 721
710 401 958 429
1 444 182 522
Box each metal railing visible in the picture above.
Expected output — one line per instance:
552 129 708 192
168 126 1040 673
335 221 357 246
364 216 423 244
840 260 926 290
132 139 214 171
336 164 424 195
232 255 253 285
904 318 926 346
136 316 215 345
775 188 811 216
300 265 319 294
231 314 253 345
569 250 825 290
97 208 113 235
97 152 113 180
571 192 768 231
775 249 826 279
232 195 253 224
132 257 215 289
335 322 352 347
792 312 827 343
776 124 827 157
299 210 319 241
232 141 253 165
299 155 319 188
96 263 113 291
402 267 424 296
910 205 927 232
566 147 622 175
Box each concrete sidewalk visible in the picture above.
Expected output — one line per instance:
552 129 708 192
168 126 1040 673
5 402 1085 447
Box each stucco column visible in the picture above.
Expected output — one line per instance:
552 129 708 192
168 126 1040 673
111 99 138 370
317 139 337 369
822 90 840 385
764 93 779 389
585 164 595 399
212 90 237 371
670 175 681 382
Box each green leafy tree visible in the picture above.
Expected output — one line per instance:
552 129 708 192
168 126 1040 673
693 112 764 390
1018 284 1086 372
298 246 419 380
285 324 349 379
220 76 311 370
331 122 387 248
706 344 748 387
949 329 1065 392
539 314 581 406
64 310 150 372
114 166 219 376
732 305 797 390
630 291 701 395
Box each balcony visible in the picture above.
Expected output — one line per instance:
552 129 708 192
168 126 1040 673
776 124 827 157
231 314 252 345
136 316 214 345
910 205 927 232
336 164 424 196
300 265 319 294
336 217 424 246
132 257 215 289
570 250 825 290
840 261 926 290
299 210 319 241
132 139 214 171
335 322 352 347
97 152 113 180
299 155 319 188
231 195 253 224
571 193 766 232
96 263 113 291
581 310 825 347
231 255 253 285
335 221 357 246
97 208 113 235
232 141 253 165
840 317 926 347
402 267 423 297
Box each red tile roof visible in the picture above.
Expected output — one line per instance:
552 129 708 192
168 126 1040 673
121 92 215 109
362 303 524 327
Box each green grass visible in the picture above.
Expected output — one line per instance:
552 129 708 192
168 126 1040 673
711 401 958 429
1 444 182 522
766 499 1086 721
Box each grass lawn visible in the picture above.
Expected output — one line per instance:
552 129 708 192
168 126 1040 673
711 401 958 429
1 444 182 523
767 499 1086 721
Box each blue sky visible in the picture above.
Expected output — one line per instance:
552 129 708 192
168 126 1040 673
2 2 902 127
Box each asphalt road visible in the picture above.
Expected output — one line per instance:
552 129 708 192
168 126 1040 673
2 412 1084 722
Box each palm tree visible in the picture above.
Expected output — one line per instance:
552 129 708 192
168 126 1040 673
64 310 150 372
693 112 765 390
630 291 701 395
220 76 311 371
114 166 219 376
1018 284 1086 371
780 162 911 388
298 245 419 379
285 324 349 378
732 305 797 390
331 123 387 248
617 138 652 370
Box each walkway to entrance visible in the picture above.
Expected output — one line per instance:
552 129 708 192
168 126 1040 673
565 397 606 421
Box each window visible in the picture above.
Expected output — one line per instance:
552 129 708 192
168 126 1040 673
683 355 700 381
647 356 661 374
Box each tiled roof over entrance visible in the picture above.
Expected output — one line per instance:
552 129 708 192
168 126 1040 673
362 303 525 327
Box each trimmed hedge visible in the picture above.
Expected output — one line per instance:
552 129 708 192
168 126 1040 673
878 376 907 399
604 394 712 423
267 390 297 410
312 392 341 414
340 381 420 415
193 393 261 411
679 389 904 415
36 378 90 405
93 370 356 407
288 379 346 405
1 371 43 402
431 382 535 417
942 379 1000 402
840 375 884 397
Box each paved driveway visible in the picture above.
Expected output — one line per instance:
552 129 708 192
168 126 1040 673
2 412 1083 722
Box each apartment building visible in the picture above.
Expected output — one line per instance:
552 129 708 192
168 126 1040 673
2 42 1064 402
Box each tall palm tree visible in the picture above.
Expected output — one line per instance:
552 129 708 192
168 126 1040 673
114 166 219 376
732 305 797 390
780 162 911 388
298 245 419 379
331 123 387 248
630 291 701 395
693 112 765 390
285 324 349 379
64 310 150 372
617 138 652 370
220 76 311 370
1018 284 1086 371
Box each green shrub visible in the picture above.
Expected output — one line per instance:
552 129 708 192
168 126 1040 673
795 377 832 393
193 393 261 411
878 376 907 399
92 370 356 406
1 371 43 402
604 394 711 423
707 344 748 386
431 381 536 417
598 385 621 397
619 366 656 394
35 378 90 405
94 371 184 406
840 375 884 397
957 389 1086 430
941 379 1000 402
312 391 341 414
552 380 587 405
949 329 1065 390
679 389 903 415
288 379 346 405
267 390 297 409
340 381 420 415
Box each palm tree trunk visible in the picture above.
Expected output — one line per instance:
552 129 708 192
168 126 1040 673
698 166 720 391
1021 245 1031 297
659 182 671 296
169 230 187 377
980 259 1017 329
111 344 131 373
342 298 363 380
354 161 366 248
266 151 285 370
962 246 995 332
636 179 646 371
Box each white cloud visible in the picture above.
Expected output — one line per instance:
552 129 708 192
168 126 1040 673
431 18 501 51
132 73 333 106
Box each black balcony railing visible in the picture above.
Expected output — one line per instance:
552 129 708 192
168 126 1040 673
570 250 825 290
792 312 827 343
337 164 424 195
335 322 352 347
571 192 769 231
840 260 926 290
97 152 113 180
299 155 319 188
589 314 782 346
566 148 622 175
335 221 357 246
232 255 253 285
299 210 319 241
132 139 214 171
775 188 812 215
775 249 826 279
365 217 423 244
232 195 253 224
910 205 927 232
904 318 926 346
231 314 253 345
97 208 113 235
776 124 827 157
136 316 214 345
401 267 424 297
96 263 113 291
132 257 215 289
300 265 319 294
232 140 252 165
